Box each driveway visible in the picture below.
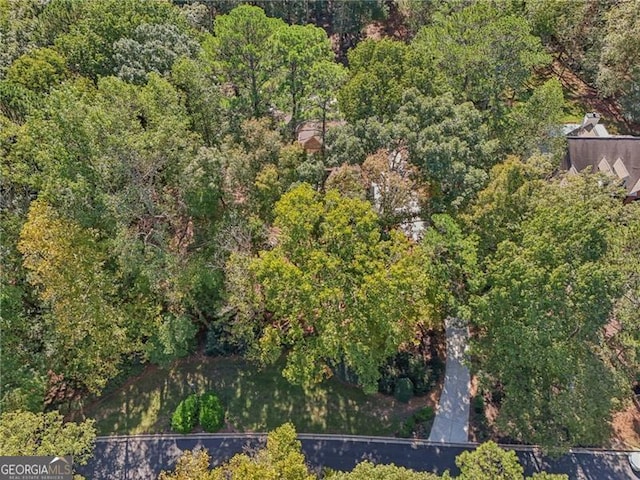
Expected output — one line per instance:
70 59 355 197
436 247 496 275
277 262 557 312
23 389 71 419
428 317 470 443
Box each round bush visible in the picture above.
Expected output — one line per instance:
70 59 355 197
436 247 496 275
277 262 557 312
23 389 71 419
171 393 199 434
408 355 432 395
394 377 415 403
398 417 415 438
199 391 225 432
414 406 434 423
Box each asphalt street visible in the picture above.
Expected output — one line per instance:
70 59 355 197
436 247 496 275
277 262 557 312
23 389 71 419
77 434 638 479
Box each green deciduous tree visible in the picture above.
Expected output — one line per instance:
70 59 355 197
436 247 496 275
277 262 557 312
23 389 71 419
159 449 214 480
18 200 139 394
327 461 441 479
395 90 499 213
456 441 523 480
463 155 554 259
0 78 37 123
0 0 43 77
339 38 410 122
606 202 640 386
5 47 69 94
113 22 200 85
211 423 314 480
501 79 566 157
411 3 550 130
0 212 46 412
171 56 226 147
49 0 185 79
217 118 283 221
469 173 630 451
328 90 498 214
421 214 478 320
527 474 568 480
234 184 437 392
161 430 571 480
6 70 224 395
597 0 640 126
0 410 95 466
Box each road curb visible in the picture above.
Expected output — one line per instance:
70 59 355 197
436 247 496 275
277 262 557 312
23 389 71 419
93 433 636 455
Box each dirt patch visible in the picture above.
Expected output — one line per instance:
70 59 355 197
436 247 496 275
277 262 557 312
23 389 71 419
611 400 640 449
546 57 640 134
468 376 498 443
364 0 409 41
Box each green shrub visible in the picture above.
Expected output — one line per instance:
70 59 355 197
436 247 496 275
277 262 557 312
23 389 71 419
171 394 199 434
379 352 444 397
378 362 401 395
397 406 435 439
199 391 225 432
407 355 431 395
204 315 247 357
473 395 485 414
204 325 227 356
414 406 434 423
394 377 414 403
398 417 415 438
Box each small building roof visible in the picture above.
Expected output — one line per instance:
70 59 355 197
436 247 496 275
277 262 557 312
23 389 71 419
297 127 320 145
563 112 610 138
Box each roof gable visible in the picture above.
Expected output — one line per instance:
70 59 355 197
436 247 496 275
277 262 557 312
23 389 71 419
566 137 640 197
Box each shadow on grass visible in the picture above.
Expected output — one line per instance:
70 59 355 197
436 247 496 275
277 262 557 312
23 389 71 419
84 355 417 436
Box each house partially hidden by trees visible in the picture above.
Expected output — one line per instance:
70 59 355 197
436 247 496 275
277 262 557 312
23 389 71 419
296 121 345 154
564 113 640 202
297 122 324 153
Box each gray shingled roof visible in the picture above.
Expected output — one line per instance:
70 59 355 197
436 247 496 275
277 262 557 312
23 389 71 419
565 137 640 197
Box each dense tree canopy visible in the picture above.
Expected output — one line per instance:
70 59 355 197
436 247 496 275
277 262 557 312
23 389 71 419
18 200 136 393
0 411 96 466
228 184 438 392
456 441 523 480
329 89 498 213
411 2 550 129
210 423 314 480
596 0 640 125
270 23 333 137
469 169 636 451
328 462 441 480
1 0 637 457
338 38 411 123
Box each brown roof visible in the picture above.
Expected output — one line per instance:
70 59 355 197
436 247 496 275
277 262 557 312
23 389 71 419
565 136 640 197
297 127 321 144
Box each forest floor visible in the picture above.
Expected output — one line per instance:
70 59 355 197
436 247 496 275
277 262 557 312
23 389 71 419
611 401 640 449
547 57 640 135
81 354 440 437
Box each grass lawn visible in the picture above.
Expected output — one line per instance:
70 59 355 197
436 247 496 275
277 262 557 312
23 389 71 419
83 355 436 437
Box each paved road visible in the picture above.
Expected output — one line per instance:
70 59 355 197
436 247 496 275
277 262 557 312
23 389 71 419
77 434 638 479
429 317 470 443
